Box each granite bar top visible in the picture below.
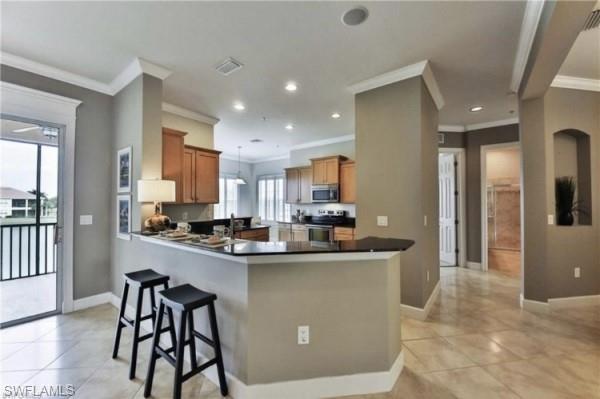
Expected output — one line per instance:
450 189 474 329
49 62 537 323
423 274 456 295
133 233 413 257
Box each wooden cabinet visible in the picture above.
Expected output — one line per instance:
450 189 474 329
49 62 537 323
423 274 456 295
235 227 269 242
311 156 346 185
285 167 312 204
278 224 292 241
162 128 186 203
291 224 308 241
162 128 221 204
340 161 356 204
334 227 355 241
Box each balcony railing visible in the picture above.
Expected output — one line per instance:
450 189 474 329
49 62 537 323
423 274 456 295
0 223 56 281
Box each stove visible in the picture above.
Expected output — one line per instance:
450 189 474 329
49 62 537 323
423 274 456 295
309 210 347 226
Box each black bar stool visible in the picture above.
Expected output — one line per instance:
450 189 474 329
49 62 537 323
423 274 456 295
144 284 228 399
112 269 177 380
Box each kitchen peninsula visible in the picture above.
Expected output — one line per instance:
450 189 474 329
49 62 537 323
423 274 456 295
127 233 413 398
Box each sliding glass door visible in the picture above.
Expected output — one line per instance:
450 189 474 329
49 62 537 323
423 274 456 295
0 117 61 327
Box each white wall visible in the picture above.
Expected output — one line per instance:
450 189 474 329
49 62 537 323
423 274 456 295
220 157 254 217
486 148 520 181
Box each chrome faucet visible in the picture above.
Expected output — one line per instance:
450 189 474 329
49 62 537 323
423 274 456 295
229 213 235 239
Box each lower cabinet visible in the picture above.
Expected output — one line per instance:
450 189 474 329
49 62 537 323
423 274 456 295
235 227 269 242
334 227 355 241
277 223 308 241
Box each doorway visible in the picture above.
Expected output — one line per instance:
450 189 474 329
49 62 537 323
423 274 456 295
438 149 466 268
481 143 521 277
0 117 62 327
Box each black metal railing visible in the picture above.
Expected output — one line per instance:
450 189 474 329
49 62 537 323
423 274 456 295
0 223 57 281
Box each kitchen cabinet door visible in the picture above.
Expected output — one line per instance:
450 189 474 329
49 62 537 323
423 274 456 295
325 158 339 184
299 167 312 203
162 128 186 203
182 147 196 203
312 160 326 184
340 161 356 203
194 150 219 203
285 168 300 204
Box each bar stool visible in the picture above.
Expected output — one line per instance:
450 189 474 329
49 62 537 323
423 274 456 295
144 284 228 399
112 269 177 380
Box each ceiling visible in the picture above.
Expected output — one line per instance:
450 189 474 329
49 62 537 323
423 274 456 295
558 5 600 80
1 1 530 161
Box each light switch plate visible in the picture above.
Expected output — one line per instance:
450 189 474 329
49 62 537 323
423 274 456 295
298 325 309 345
574 267 581 278
377 216 388 227
80 215 93 225
548 215 554 225
424 215 428 226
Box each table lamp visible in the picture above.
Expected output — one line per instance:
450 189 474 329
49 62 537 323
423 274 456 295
137 179 175 232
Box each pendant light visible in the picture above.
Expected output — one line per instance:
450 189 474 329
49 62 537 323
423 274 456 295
234 146 247 185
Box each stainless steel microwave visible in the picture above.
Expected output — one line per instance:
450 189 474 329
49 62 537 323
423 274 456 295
311 184 339 203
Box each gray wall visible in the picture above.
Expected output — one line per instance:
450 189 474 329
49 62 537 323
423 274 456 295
355 76 440 308
220 157 254 217
439 131 465 148
1 64 112 300
465 124 520 263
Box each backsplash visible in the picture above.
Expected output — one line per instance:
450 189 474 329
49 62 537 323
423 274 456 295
163 203 213 222
290 203 356 217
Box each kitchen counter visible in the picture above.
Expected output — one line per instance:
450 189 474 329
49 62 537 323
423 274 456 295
277 218 356 228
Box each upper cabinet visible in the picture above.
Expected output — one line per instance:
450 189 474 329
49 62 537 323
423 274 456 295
340 160 356 204
162 128 221 204
311 156 346 185
285 166 312 204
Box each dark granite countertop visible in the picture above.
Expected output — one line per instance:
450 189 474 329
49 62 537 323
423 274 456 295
238 225 269 231
133 233 413 256
277 218 356 228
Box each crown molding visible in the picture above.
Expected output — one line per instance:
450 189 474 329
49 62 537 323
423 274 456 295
510 0 546 93
439 125 465 133
1 52 113 95
110 58 172 94
220 153 255 163
290 134 356 151
162 102 220 125
551 75 600 92
465 117 519 132
221 153 291 164
348 60 445 110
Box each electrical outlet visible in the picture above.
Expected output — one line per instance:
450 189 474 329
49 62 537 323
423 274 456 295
424 215 428 226
574 267 581 278
79 215 93 225
377 216 388 227
427 270 430 281
182 212 188 221
298 326 309 345
548 215 554 225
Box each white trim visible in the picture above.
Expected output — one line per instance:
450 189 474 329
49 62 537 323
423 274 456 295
510 0 546 93
439 125 465 133
220 153 290 164
73 292 112 311
520 294 549 314
465 118 519 132
109 57 172 94
220 153 255 163
480 141 521 272
250 154 290 164
162 102 220 125
438 148 467 268
548 295 600 309
466 261 482 271
400 280 440 321
289 134 355 151
106 293 404 399
1 52 113 95
0 81 81 313
348 60 444 110
551 75 600 92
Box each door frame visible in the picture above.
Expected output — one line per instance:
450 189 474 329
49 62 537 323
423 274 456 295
438 148 466 268
480 141 521 271
1 81 81 314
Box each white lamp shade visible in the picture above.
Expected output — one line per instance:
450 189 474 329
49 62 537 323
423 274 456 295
137 179 175 203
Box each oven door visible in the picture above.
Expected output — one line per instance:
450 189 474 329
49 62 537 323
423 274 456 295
308 225 333 242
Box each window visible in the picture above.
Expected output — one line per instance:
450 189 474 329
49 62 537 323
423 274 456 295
257 175 290 222
213 176 239 219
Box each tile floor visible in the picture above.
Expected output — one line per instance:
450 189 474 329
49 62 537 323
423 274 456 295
0 267 598 399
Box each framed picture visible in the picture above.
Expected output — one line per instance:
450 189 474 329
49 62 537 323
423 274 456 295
117 195 131 240
118 146 132 193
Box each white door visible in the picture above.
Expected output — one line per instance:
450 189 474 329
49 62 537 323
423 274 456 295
439 153 456 266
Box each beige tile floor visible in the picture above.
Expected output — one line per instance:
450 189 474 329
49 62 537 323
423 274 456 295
0 267 598 399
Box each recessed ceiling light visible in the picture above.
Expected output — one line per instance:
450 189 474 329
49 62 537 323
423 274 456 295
285 82 297 92
342 6 369 26
233 102 245 111
331 112 341 119
469 105 484 112
285 124 294 130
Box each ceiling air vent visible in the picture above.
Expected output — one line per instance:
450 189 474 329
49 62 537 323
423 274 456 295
582 9 600 30
215 57 243 75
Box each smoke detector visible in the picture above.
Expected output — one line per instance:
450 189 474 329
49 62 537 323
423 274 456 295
583 9 600 30
250 139 263 143
215 57 243 75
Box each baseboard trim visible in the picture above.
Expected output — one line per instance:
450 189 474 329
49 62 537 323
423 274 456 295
466 261 482 271
106 293 404 398
548 294 600 309
519 294 549 314
72 291 112 311
400 280 440 321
